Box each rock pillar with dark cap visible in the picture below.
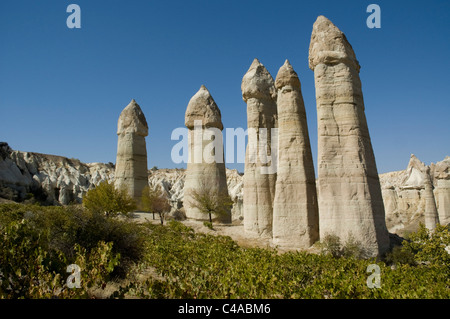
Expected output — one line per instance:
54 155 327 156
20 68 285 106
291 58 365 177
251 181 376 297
309 16 390 257
272 60 319 248
184 85 231 223
241 58 278 238
114 99 149 205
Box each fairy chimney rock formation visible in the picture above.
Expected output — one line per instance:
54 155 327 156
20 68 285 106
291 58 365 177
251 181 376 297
433 156 450 225
184 85 231 223
114 99 149 205
272 60 319 248
424 168 440 230
309 16 390 257
241 58 278 238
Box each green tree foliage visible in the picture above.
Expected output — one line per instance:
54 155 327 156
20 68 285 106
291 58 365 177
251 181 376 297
188 183 232 225
141 186 171 225
400 223 450 266
82 181 136 217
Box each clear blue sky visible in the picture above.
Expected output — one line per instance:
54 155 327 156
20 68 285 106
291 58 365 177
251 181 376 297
1 0 449 174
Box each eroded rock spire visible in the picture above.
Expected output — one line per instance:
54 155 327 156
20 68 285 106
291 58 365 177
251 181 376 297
272 60 319 248
184 85 231 223
114 99 149 205
424 167 440 231
309 16 390 257
241 58 277 238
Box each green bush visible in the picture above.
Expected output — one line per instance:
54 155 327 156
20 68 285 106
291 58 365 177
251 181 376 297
0 219 119 298
320 234 342 257
203 221 213 230
82 181 136 217
140 186 171 225
385 245 416 266
0 203 148 292
401 223 450 266
319 233 366 258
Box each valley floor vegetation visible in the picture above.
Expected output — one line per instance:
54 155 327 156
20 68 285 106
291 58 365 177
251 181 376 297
0 184 448 298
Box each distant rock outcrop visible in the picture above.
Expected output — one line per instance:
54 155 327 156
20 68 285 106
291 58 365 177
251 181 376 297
0 142 114 205
380 154 450 235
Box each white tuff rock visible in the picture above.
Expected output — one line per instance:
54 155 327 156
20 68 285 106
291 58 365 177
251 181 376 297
272 60 319 248
241 59 278 238
309 16 390 257
114 99 149 205
183 85 231 223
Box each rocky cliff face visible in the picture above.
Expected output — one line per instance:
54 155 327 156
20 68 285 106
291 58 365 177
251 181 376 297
380 154 450 235
0 142 244 219
0 142 448 234
0 142 114 205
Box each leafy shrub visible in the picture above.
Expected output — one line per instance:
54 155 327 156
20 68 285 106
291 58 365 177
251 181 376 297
187 182 232 224
319 233 367 259
141 186 171 225
0 203 148 285
320 234 342 257
0 219 119 298
385 245 416 266
82 181 136 217
400 223 449 267
203 221 213 230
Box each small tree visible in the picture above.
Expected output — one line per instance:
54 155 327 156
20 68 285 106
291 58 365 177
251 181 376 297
188 183 232 227
141 186 157 220
82 181 136 217
141 186 171 225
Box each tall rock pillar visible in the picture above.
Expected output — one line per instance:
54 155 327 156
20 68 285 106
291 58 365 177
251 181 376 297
114 99 149 205
184 85 231 223
272 60 319 248
424 168 440 231
241 59 278 238
308 16 390 257
433 156 450 226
